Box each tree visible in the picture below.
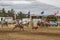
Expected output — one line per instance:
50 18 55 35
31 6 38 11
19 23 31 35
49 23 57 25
46 15 57 22
17 11 26 19
2 8 6 13
7 10 11 17
1 8 9 17
0 10 3 17
10 9 15 17
10 9 14 13
1 8 6 17
7 9 15 17
7 10 12 17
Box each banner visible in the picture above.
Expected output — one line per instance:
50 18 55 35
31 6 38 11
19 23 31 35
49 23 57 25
54 11 59 16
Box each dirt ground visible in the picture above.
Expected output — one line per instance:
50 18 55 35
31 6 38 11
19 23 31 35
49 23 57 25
0 25 60 40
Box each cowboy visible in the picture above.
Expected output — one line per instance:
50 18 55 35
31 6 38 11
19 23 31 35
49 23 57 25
12 19 24 30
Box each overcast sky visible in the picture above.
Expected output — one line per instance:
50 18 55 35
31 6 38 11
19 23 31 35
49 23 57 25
0 0 60 15
0 0 60 7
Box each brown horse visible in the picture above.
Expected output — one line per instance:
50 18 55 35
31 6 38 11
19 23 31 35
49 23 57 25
37 21 44 28
12 24 24 31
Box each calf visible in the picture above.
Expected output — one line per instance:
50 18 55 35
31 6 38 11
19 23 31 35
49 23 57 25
32 26 38 30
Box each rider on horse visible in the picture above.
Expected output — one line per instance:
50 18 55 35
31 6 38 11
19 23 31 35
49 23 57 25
12 19 24 31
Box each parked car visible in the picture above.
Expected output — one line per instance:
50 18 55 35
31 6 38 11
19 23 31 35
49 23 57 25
57 22 60 26
50 22 57 26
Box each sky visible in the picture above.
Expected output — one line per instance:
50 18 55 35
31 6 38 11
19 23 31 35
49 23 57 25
0 0 60 15
0 0 60 7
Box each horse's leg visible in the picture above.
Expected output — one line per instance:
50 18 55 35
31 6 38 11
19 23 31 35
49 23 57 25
6 24 9 28
26 23 29 27
21 27 24 31
5 23 8 27
19 26 21 31
1 24 4 29
12 25 18 30
20 26 24 31
39 23 43 28
0 24 4 31
46 24 49 27
48 24 50 27
22 26 24 31
40 24 42 28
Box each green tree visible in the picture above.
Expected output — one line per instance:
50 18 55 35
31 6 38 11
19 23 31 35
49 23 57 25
1 8 6 17
0 10 3 17
10 9 15 17
0 8 7 17
2 8 6 13
7 9 15 17
46 15 57 22
17 11 26 19
7 10 11 17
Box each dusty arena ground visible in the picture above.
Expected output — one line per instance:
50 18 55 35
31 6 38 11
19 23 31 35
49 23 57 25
0 24 60 40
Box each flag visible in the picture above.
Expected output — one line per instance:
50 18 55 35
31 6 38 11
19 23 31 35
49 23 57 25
13 13 16 20
26 11 30 18
41 11 44 14
54 11 59 16
28 11 30 15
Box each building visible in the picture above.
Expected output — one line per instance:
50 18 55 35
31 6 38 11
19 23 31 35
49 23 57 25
0 17 13 23
0 17 13 21
29 14 43 27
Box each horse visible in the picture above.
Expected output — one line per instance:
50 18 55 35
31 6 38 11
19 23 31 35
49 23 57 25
22 21 29 27
12 20 30 31
12 24 24 31
31 21 39 30
37 22 44 27
12 20 25 31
